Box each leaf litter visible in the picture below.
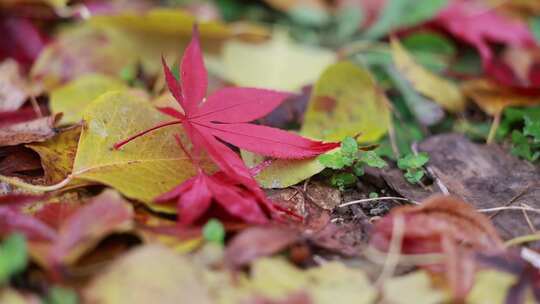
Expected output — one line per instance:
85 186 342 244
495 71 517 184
2 0 540 303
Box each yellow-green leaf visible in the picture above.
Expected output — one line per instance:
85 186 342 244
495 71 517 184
89 8 231 38
50 74 126 124
84 245 213 304
71 91 212 211
391 38 466 113
245 257 377 304
382 271 449 304
32 9 256 89
301 61 391 142
242 150 327 189
220 31 335 92
467 270 536 304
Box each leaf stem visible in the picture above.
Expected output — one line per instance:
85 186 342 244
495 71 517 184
486 112 501 144
0 175 73 193
113 120 182 150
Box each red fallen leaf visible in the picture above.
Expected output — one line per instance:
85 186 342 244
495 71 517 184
0 205 58 242
224 225 301 268
114 25 339 194
0 114 60 147
370 195 504 299
0 190 133 268
156 170 271 226
435 1 536 67
0 193 43 206
0 107 43 128
0 16 47 70
485 48 540 95
47 190 133 266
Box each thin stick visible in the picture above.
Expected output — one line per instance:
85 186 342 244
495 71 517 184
486 112 501 144
521 203 537 233
30 96 43 117
489 186 532 219
339 196 419 208
505 233 540 248
479 206 540 214
113 120 182 150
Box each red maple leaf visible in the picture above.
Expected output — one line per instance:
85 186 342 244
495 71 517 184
114 25 337 225
434 0 538 92
435 0 536 66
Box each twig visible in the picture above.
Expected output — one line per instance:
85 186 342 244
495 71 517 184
486 112 501 144
489 186 532 219
505 233 540 248
479 206 540 214
339 196 419 208
521 203 537 233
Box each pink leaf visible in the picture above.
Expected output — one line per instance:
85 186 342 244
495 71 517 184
176 174 213 226
161 56 185 110
48 190 133 265
205 174 268 224
180 25 208 114
435 1 536 66
0 207 58 242
196 122 340 159
192 88 292 123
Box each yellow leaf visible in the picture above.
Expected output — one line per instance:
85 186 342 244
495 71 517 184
391 38 466 113
220 30 335 91
27 126 82 185
242 150 326 189
467 270 536 304
89 8 231 38
69 91 213 211
246 257 377 304
32 9 260 89
84 245 213 304
382 271 449 304
50 74 126 124
31 25 135 89
300 61 391 142
462 78 540 116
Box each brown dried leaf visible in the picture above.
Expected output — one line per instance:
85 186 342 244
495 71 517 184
462 79 540 116
0 114 60 147
371 195 504 298
225 226 300 268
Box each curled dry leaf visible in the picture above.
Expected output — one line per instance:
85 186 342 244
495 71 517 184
0 114 60 147
225 225 301 268
0 146 42 175
26 126 81 185
0 190 133 268
370 195 504 298
391 38 466 113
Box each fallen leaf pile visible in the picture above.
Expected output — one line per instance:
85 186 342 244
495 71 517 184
2 0 540 303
